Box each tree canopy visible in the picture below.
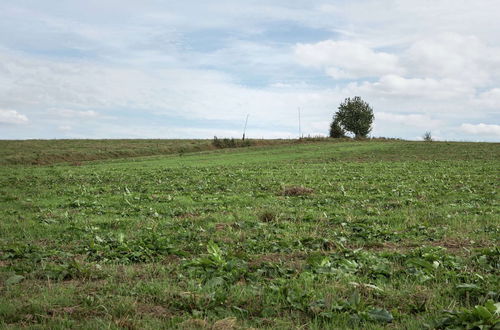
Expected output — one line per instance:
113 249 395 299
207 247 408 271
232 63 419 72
330 96 374 138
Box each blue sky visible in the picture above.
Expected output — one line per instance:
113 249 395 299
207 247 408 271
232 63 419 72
0 0 499 141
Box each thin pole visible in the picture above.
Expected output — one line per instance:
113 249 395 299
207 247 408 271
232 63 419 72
298 107 302 139
242 114 249 140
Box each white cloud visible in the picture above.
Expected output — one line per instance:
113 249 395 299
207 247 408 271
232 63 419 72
57 125 72 132
294 31 500 117
0 109 28 124
376 112 442 129
350 75 474 99
460 123 500 136
295 40 402 79
0 49 344 136
404 33 500 86
49 109 99 118
475 88 500 109
317 1 500 47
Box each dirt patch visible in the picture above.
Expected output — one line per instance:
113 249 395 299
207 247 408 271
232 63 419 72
258 211 277 222
161 254 181 265
428 237 488 250
351 242 404 252
136 303 171 318
280 186 314 196
176 212 200 220
47 306 80 316
249 252 308 268
215 223 233 231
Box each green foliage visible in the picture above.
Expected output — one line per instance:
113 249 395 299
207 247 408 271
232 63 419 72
474 247 500 271
329 117 346 138
0 138 289 165
334 96 374 138
212 136 252 149
310 290 393 323
184 242 248 284
433 300 500 329
83 232 185 263
424 131 433 142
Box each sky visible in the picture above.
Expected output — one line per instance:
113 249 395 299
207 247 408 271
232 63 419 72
0 0 499 141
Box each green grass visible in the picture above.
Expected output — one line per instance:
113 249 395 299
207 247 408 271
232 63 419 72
0 138 293 165
1 140 499 329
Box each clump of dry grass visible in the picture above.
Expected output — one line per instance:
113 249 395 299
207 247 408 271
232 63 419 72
259 210 278 222
212 317 238 329
179 318 208 329
280 186 314 196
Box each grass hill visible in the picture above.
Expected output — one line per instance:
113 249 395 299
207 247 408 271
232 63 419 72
0 139 291 165
1 140 499 328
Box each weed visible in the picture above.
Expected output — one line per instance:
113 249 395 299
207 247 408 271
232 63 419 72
432 300 500 329
184 242 248 284
83 232 185 263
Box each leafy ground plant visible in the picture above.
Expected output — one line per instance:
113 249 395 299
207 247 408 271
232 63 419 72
432 300 500 329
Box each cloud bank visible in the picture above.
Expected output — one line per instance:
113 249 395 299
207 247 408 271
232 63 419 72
0 1 498 141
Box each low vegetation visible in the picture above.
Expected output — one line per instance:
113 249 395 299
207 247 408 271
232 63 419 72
1 140 499 328
212 137 252 149
0 139 290 166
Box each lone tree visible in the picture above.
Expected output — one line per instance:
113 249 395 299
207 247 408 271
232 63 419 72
331 96 374 138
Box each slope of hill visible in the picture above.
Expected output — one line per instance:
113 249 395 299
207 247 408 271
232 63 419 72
1 141 498 328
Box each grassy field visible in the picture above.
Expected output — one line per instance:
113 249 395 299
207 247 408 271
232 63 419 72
0 140 499 329
0 139 293 166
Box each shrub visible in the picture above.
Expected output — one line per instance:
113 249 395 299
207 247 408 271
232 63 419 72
212 136 252 149
329 117 346 138
423 131 433 142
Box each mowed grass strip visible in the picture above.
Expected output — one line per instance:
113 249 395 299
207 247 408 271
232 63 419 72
0 141 499 329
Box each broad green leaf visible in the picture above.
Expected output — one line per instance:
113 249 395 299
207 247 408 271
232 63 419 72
473 306 492 320
484 300 500 315
6 275 25 285
408 258 435 272
367 308 393 323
